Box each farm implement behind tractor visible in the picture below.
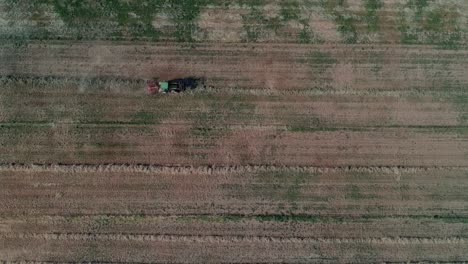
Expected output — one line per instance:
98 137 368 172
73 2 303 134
147 77 203 94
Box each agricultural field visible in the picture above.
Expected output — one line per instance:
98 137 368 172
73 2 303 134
1 0 468 262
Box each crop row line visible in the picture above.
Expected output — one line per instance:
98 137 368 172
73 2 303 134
1 232 467 244
0 163 466 175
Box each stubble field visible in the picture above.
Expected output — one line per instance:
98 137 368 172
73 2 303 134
1 0 468 263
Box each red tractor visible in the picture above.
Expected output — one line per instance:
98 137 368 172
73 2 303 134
146 78 202 95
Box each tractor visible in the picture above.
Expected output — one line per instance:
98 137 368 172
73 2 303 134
147 77 202 94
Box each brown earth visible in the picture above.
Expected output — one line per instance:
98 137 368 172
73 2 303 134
1 2 468 261
1 165 468 262
2 42 468 91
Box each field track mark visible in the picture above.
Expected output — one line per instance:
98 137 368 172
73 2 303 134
2 122 468 130
1 262 465 264
1 163 466 174
2 214 467 221
0 259 192 264
0 262 159 264
1 232 467 244
3 41 468 91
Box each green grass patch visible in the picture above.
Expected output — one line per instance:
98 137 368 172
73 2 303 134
49 0 164 39
364 0 383 32
336 15 358 43
435 215 468 224
176 214 325 223
279 1 300 21
0 120 50 126
298 25 312 44
255 214 321 223
4 0 217 41
240 0 320 44
167 0 214 42
177 215 245 223
308 50 337 65
301 50 337 74
345 185 379 200
241 7 270 42
348 171 375 181
321 0 358 43
240 0 301 42
191 126 223 138
398 1 463 49
284 112 322 132
407 0 431 20
131 111 159 125
67 213 468 224
175 214 468 224
285 171 307 203
419 125 468 136
443 94 468 125
253 171 316 204
188 96 256 138
237 0 267 9
287 124 342 132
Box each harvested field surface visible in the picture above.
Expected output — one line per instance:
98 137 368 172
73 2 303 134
1 0 468 263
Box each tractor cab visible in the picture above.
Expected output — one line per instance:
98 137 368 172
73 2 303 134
158 81 170 93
